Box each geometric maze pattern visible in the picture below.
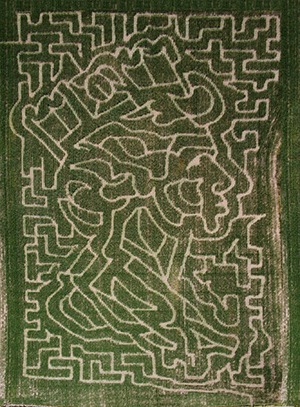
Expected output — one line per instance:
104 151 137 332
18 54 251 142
10 12 280 402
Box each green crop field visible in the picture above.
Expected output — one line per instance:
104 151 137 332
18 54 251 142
0 1 299 406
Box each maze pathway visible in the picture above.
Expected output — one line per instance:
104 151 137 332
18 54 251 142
3 10 285 407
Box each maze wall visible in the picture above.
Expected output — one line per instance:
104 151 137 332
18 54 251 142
10 12 281 402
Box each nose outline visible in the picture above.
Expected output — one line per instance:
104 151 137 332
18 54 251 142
187 153 234 232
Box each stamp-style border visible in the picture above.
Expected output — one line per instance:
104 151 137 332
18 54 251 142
0 0 298 406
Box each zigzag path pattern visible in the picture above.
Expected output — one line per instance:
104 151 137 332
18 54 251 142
9 11 283 404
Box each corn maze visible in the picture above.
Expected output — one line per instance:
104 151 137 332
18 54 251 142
9 12 283 404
